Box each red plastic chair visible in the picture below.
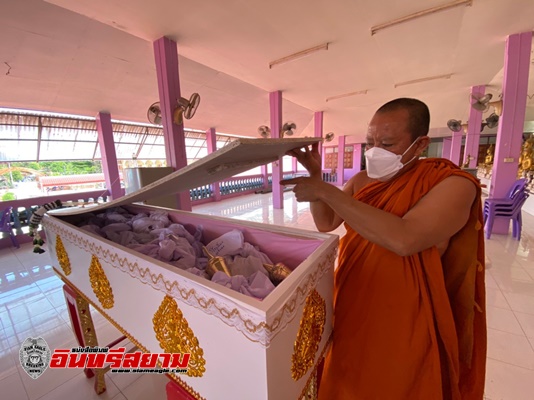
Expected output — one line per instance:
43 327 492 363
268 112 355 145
0 206 20 248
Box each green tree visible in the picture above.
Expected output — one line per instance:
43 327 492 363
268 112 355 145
1 192 16 201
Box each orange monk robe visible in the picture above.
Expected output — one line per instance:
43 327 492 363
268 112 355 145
318 158 486 400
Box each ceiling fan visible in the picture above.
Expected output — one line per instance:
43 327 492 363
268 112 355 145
448 113 499 134
481 113 500 131
146 93 201 126
174 93 201 125
257 121 297 138
325 132 335 142
147 102 162 125
281 121 296 136
470 93 493 112
447 119 462 133
258 125 271 138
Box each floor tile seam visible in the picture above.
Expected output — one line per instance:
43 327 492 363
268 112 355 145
486 356 534 371
31 368 88 400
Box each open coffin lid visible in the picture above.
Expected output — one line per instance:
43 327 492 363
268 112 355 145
50 137 322 216
43 137 337 399
45 135 334 326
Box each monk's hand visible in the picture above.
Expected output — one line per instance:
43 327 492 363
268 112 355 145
280 176 326 202
285 142 322 178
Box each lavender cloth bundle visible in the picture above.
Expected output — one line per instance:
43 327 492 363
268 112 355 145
76 208 277 299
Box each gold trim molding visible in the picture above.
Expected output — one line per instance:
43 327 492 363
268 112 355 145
55 235 72 276
153 295 206 378
291 289 326 381
89 255 114 309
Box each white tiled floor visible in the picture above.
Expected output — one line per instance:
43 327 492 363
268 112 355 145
1 191 534 399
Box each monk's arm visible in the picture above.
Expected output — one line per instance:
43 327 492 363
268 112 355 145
315 176 476 256
309 175 358 231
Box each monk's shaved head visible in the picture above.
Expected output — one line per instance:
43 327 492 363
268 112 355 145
376 98 430 141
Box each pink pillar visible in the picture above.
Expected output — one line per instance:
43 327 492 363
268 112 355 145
292 157 298 173
353 144 363 173
489 31 532 235
96 112 122 200
464 85 485 167
153 36 191 211
205 128 221 201
336 135 346 186
270 91 283 209
441 138 452 160
314 112 324 159
449 132 462 166
261 165 269 189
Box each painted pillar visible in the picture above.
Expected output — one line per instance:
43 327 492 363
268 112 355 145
314 112 324 160
270 91 283 209
464 85 485 167
153 36 191 211
96 112 122 200
449 131 462 166
441 137 452 160
489 31 532 235
336 135 346 186
205 127 221 201
353 143 363 173
261 165 269 189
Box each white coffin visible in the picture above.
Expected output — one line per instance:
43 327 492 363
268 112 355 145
42 138 338 400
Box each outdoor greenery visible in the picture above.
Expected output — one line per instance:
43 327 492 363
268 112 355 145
1 192 16 201
0 161 103 184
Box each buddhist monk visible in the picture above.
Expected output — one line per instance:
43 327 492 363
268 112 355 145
281 98 486 399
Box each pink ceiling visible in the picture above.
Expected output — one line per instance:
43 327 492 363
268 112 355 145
1 0 533 143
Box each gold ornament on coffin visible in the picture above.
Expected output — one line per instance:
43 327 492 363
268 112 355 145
263 262 292 285
88 255 114 309
55 235 71 276
202 246 231 278
153 295 206 378
291 289 326 381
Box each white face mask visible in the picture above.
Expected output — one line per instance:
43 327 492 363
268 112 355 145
365 138 420 181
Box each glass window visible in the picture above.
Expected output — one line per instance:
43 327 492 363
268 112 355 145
137 145 166 160
0 140 38 161
0 125 38 140
39 141 97 160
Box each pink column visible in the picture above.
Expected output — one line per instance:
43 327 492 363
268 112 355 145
96 112 122 200
489 31 532 235
449 132 462 166
261 165 269 189
314 112 324 158
441 138 452 160
292 157 298 174
336 135 346 186
205 128 221 201
270 91 283 209
153 36 191 211
464 85 485 167
353 143 363 173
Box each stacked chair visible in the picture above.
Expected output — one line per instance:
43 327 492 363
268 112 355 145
484 179 529 240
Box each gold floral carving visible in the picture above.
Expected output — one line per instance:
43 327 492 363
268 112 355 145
153 295 206 378
54 268 205 400
55 235 72 276
291 289 326 381
89 255 114 309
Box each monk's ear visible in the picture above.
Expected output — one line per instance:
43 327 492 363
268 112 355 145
415 136 430 156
